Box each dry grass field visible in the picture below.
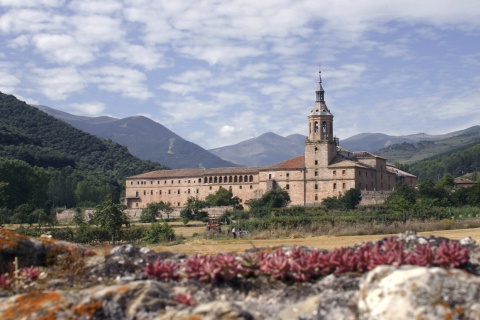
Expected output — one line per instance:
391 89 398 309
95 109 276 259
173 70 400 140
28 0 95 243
148 227 480 255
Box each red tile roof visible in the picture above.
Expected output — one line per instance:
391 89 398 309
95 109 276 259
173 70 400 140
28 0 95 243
266 156 305 169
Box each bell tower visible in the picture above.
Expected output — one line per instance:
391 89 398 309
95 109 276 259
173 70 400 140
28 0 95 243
305 69 338 177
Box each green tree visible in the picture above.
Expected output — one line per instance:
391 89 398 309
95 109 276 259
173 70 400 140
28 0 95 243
322 196 342 210
180 197 208 221
342 188 362 210
205 187 240 207
140 202 166 223
248 189 291 215
390 182 417 205
0 207 10 226
11 203 35 226
386 195 412 214
437 173 455 189
72 208 86 226
89 198 130 245
142 222 176 243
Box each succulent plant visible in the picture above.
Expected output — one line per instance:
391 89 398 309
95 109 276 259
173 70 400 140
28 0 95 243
143 259 180 281
0 274 11 289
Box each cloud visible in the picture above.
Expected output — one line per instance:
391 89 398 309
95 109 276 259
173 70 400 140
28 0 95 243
109 43 166 70
0 70 20 93
0 0 63 7
32 33 94 65
68 0 122 14
69 102 106 116
87 66 153 100
219 125 235 137
33 67 85 100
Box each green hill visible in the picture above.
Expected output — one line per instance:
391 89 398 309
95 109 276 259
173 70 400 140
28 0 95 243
0 92 167 209
377 126 480 164
407 142 480 181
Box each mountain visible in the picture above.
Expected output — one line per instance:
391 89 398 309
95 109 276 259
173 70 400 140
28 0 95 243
0 92 166 179
339 126 480 153
407 142 480 181
36 105 238 169
209 132 306 166
376 126 480 164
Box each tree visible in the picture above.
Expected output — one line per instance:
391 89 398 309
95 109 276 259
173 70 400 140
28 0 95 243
322 196 342 210
248 189 291 215
140 202 165 223
180 197 208 222
438 173 455 189
89 198 129 245
142 222 175 243
342 188 362 210
72 208 86 227
390 182 417 205
205 187 240 207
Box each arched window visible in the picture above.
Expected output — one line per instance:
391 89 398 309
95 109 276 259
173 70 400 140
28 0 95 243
322 121 327 135
214 177 217 183
249 175 253 182
209 177 212 183
204 177 207 183
219 176 222 183
314 121 319 133
234 176 238 183
239 176 243 182
229 176 233 183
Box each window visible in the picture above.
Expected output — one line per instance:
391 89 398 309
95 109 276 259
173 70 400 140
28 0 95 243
136 203 138 207
239 185 242 189
315 184 318 190
159 190 162 195
315 171 318 176
164 181 167 184
286 184 290 190
150 190 153 195
157 181 160 184
250 185 253 189
333 170 336 175
315 195 318 201
131 181 133 185
143 191 146 195
343 183 346 189
196 188 199 193
177 202 180 206
151 181 153 184
168 190 171 194
188 189 190 194
333 183 336 190
209 186 212 190
177 189 180 194
286 173 290 178
178 180 181 183
342 170 346 175
188 180 190 183
135 191 138 197
314 121 319 133
315 160 318 165
269 174 272 179
171 180 174 184
315 147 318 153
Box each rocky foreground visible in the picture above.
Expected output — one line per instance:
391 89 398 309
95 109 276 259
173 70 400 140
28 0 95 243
1 228 480 319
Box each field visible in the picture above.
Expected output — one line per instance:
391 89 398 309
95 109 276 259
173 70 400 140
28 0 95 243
147 225 480 255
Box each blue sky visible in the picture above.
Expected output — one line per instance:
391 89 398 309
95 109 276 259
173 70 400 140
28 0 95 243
1 0 479 149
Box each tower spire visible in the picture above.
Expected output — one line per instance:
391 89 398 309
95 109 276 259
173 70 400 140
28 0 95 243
316 66 325 102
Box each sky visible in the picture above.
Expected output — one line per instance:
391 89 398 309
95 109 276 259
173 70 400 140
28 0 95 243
0 0 479 149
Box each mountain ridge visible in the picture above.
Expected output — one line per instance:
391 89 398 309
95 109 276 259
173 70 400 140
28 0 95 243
36 105 239 169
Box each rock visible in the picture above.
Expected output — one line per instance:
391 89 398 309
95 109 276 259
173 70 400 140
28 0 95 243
0 228 92 274
358 265 480 320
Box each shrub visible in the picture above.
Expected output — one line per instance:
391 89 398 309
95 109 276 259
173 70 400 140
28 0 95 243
143 222 175 243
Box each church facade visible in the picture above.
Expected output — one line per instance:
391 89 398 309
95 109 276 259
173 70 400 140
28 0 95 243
125 71 416 209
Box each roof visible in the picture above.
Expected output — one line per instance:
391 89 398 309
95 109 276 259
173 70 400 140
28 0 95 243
455 178 476 185
266 156 305 170
354 151 386 159
328 155 373 169
127 166 266 179
386 165 416 178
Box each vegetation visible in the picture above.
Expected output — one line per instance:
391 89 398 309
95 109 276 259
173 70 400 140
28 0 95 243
204 187 240 207
89 198 130 245
139 202 173 223
142 222 176 243
248 189 291 216
0 92 168 223
322 188 362 210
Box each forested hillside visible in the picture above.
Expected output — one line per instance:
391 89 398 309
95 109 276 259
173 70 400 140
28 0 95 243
0 92 167 213
407 142 480 181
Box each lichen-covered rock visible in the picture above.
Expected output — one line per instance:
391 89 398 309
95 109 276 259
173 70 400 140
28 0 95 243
0 228 93 274
358 265 480 320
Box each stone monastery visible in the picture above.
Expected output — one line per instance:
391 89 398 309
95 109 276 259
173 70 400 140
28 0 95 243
125 71 416 209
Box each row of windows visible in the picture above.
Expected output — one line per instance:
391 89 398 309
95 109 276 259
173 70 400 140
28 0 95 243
135 184 254 197
130 175 256 186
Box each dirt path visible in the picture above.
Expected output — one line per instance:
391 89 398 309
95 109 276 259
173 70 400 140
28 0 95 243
149 228 480 255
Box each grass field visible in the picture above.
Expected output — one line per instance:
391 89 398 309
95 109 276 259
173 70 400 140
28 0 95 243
147 227 480 255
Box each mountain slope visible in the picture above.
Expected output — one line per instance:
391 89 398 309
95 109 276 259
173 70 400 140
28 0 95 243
407 142 480 181
377 127 480 164
0 92 166 179
36 105 238 169
340 126 480 153
209 132 305 166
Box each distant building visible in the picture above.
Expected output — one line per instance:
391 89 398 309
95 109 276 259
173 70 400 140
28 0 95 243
454 178 476 188
125 71 416 209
